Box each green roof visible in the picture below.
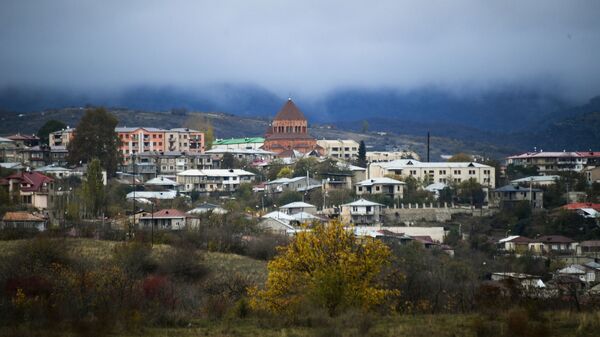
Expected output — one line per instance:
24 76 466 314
213 137 265 145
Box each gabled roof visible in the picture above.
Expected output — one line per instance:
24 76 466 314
273 99 307 121
5 172 53 192
213 137 264 145
343 198 384 207
2 212 45 222
356 177 404 186
494 184 542 192
511 175 560 184
279 201 316 209
499 235 532 244
145 176 178 186
142 208 187 219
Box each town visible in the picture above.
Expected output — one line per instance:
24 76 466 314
1 98 600 335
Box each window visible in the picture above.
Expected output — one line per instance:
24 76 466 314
410 170 417 175
454 170 461 175
375 186 380 191
469 170 475 175
439 170 446 175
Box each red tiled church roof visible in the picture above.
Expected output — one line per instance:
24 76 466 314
273 99 307 121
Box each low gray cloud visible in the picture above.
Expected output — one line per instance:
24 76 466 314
1 0 599 99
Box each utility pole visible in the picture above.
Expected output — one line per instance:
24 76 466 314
427 132 430 162
131 153 136 240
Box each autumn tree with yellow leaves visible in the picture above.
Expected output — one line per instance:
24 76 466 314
249 221 396 316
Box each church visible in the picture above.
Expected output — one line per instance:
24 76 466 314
262 99 322 156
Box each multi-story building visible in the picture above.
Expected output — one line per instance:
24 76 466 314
490 184 544 209
507 151 600 174
176 169 255 194
49 128 75 149
213 137 265 150
316 139 359 160
368 159 495 188
116 127 204 162
0 171 54 210
132 151 215 176
340 199 385 225
355 177 405 199
366 150 420 163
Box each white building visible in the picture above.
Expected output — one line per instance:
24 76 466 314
176 169 255 193
340 199 385 225
366 150 420 163
355 177 404 199
317 139 359 160
368 159 495 188
279 201 317 215
507 151 600 174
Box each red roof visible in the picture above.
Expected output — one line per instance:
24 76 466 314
508 236 533 243
562 203 600 212
5 172 53 192
145 209 186 219
273 99 307 121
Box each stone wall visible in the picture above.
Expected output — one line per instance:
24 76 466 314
383 203 497 223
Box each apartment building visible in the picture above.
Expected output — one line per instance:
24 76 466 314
131 151 215 176
366 150 420 163
176 169 255 194
368 159 495 187
507 151 600 174
49 128 75 149
117 127 204 159
316 139 359 159
490 184 544 209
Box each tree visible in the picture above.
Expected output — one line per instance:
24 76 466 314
357 140 367 168
249 221 395 316
67 108 120 176
457 178 485 206
37 120 66 145
184 113 214 150
448 153 473 162
82 158 105 218
221 152 235 169
277 167 293 179
293 157 319 177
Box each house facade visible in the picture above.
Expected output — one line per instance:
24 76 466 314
355 177 405 199
340 199 385 225
1 171 54 210
490 184 544 209
316 139 359 160
176 169 255 193
368 159 495 187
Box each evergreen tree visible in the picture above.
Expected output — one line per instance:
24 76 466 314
67 108 120 176
37 120 66 145
357 140 367 168
82 158 105 218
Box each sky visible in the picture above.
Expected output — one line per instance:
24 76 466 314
1 0 600 100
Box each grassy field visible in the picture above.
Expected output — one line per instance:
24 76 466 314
0 238 268 283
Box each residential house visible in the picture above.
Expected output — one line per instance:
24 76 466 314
125 190 178 204
578 241 600 255
279 201 317 215
511 175 560 187
144 176 179 190
340 199 385 225
1 212 47 231
490 184 543 209
187 202 228 215
264 176 321 195
531 235 576 255
353 226 446 242
555 265 589 283
204 148 274 164
498 236 533 253
139 209 187 230
176 169 255 194
491 273 546 289
355 177 405 199
368 159 495 187
258 210 325 235
1 171 54 210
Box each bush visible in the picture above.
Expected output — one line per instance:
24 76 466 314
112 242 157 277
158 248 209 282
243 234 289 260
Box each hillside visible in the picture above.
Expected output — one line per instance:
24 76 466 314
0 106 518 159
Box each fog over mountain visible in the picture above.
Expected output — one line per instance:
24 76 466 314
1 1 599 101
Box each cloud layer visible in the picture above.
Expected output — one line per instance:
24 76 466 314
1 0 599 99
